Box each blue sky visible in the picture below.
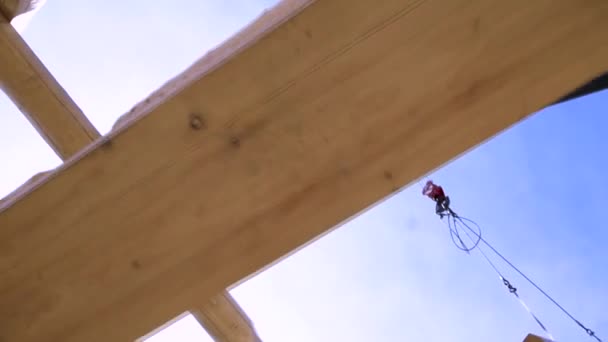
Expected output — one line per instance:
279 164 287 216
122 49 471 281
1 1 606 341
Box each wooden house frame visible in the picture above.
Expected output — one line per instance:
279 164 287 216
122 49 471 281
1 0 607 340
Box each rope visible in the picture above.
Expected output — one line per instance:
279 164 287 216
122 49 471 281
457 218 554 340
416 180 601 340
446 215 481 252
445 209 602 342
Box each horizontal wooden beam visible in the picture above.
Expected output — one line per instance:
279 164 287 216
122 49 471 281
0 14 100 160
192 291 261 342
2 0 608 341
0 0 37 20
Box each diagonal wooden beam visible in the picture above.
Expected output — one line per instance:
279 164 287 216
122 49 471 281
0 4 97 211
1 0 608 341
0 13 100 159
0 9 261 342
192 291 261 342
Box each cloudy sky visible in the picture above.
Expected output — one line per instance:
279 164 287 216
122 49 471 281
1 1 606 341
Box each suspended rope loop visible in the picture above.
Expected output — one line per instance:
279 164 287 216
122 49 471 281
444 212 481 253
447 216 470 253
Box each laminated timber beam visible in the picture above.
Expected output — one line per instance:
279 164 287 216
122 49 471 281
0 8 261 342
1 0 608 341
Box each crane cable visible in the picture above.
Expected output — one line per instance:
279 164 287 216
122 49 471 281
444 208 602 342
445 211 553 340
415 178 602 341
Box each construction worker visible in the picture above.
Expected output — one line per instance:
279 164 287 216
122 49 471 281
422 180 451 218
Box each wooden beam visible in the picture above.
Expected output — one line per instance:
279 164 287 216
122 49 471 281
1 0 608 341
0 0 37 20
0 14 100 159
192 291 261 342
0 8 260 342
0 12 94 206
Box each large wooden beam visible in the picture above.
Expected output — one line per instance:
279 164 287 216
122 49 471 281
0 14 100 159
1 0 607 341
0 7 260 342
192 291 262 342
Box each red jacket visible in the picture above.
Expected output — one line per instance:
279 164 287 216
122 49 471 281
422 181 445 201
